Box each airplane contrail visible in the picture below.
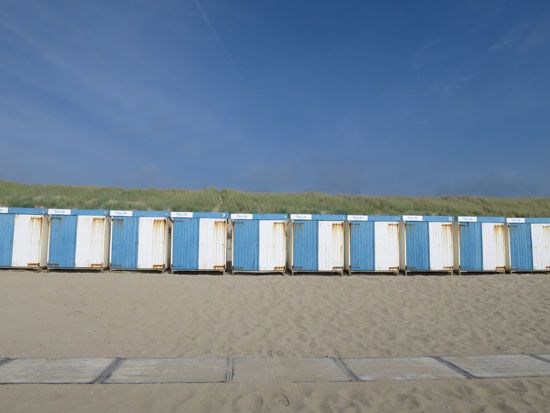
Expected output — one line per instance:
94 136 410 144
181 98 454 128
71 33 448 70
192 0 233 62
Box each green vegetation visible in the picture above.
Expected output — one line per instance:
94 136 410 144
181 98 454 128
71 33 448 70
1 180 549 217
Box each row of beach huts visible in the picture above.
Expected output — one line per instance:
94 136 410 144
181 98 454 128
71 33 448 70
0 207 549 274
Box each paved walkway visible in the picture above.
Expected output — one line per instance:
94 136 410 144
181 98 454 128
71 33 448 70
0 354 549 384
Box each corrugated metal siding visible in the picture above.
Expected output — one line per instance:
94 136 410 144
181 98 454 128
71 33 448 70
74 216 108 268
509 224 533 271
47 215 77 268
198 219 226 270
405 222 430 271
481 223 506 271
137 217 168 270
374 222 399 271
0 214 15 267
171 219 199 270
259 220 286 271
318 221 344 271
293 220 318 271
531 223 550 270
428 222 453 270
11 215 46 268
349 221 374 271
233 220 259 271
459 222 482 271
110 217 139 269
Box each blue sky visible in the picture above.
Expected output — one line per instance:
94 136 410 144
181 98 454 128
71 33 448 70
1 0 549 196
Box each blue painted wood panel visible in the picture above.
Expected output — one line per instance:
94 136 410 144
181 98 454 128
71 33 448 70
110 217 139 269
350 221 375 271
459 222 482 271
172 219 199 270
233 220 259 271
293 220 318 271
406 222 430 271
509 223 533 271
0 214 15 267
48 215 77 268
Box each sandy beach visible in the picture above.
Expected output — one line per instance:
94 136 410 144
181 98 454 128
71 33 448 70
1 271 549 412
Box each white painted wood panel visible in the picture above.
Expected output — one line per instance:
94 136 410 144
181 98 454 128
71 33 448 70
75 216 109 268
259 220 286 271
531 224 550 271
137 217 168 269
428 222 453 271
11 215 47 268
198 219 226 270
318 221 344 271
481 223 506 271
374 222 400 271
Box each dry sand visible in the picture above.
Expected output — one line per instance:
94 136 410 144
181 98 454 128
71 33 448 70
1 271 550 412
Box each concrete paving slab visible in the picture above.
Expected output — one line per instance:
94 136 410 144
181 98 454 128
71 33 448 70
0 358 115 384
233 358 350 383
342 357 464 381
536 355 550 363
105 358 227 384
443 355 550 378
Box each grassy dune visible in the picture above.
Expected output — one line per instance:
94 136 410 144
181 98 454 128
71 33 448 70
0 180 549 217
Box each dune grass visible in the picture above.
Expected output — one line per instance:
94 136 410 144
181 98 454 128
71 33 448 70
0 180 549 217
